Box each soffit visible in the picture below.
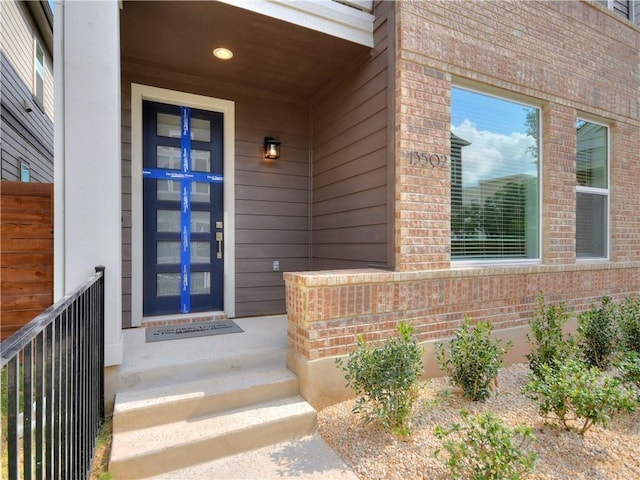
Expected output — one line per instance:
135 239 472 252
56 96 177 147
120 1 369 100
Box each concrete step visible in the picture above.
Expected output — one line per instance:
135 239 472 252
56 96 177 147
113 367 299 433
109 395 317 479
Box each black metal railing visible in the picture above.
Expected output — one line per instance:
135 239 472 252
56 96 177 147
1 266 105 480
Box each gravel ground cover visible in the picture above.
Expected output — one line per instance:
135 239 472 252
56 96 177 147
318 363 640 480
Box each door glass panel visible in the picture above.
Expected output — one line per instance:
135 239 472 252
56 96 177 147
191 242 211 263
157 146 181 170
191 272 211 295
191 211 210 232
157 113 210 142
157 241 180 264
157 180 181 201
157 113 181 138
191 150 211 172
158 179 210 202
191 118 211 142
157 241 210 264
191 182 210 203
157 209 180 232
157 273 180 296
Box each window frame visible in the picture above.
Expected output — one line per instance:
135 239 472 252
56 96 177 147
575 118 610 261
601 0 637 23
33 37 45 112
20 159 31 182
450 85 543 267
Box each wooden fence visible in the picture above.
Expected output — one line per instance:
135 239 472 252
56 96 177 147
1 181 53 340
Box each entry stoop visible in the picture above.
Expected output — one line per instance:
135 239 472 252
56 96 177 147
109 315 319 479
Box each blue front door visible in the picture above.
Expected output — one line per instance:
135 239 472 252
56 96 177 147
142 101 224 316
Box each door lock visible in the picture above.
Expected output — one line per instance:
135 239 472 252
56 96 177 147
216 232 223 259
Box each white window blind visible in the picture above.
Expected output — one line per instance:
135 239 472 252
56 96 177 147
451 87 540 261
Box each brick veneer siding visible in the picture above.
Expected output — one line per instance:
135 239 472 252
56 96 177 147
286 264 640 360
393 0 639 271
286 1 640 373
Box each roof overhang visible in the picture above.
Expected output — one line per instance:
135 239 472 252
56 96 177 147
218 0 374 48
120 1 373 100
26 0 54 57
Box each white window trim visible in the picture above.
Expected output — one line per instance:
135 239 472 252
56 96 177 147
450 85 543 266
33 37 45 110
131 84 236 326
575 118 610 262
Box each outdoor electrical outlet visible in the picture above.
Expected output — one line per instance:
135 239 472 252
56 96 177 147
273 260 280 272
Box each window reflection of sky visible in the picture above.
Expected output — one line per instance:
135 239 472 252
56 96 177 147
452 88 530 135
451 87 538 187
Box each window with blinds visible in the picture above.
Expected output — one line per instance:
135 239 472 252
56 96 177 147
450 87 540 261
576 120 609 259
613 0 631 17
599 0 637 22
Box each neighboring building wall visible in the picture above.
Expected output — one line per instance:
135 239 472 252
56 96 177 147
310 1 394 270
0 0 54 182
286 0 640 408
121 65 312 325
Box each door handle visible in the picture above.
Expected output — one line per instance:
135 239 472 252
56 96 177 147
216 232 223 259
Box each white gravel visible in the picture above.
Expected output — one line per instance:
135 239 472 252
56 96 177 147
318 363 640 480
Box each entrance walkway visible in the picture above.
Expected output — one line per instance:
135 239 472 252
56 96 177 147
112 315 358 479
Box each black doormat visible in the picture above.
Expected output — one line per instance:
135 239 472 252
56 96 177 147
145 320 243 343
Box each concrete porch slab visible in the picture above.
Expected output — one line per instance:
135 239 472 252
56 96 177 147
119 315 288 385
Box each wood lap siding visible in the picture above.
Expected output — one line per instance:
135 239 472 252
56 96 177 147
0 48 54 183
121 67 311 322
0 182 53 340
310 1 393 270
120 3 390 321
234 99 311 317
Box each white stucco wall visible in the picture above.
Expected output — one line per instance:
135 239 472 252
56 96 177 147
54 0 122 366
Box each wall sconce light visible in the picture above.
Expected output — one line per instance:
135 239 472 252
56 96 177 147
264 137 281 160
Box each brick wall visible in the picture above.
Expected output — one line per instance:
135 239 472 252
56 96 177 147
542 104 577 264
394 0 640 271
394 64 450 270
286 264 640 360
286 1 640 364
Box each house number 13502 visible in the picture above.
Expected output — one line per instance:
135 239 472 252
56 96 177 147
408 151 449 168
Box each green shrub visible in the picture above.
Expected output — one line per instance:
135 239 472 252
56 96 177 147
617 296 640 353
522 358 638 435
577 296 617 369
616 351 640 391
434 409 537 480
526 294 576 377
336 322 423 436
436 317 511 402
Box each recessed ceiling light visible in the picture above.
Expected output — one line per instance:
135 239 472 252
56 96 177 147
213 48 233 60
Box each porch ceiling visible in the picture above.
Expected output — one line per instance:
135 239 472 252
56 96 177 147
120 1 370 100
